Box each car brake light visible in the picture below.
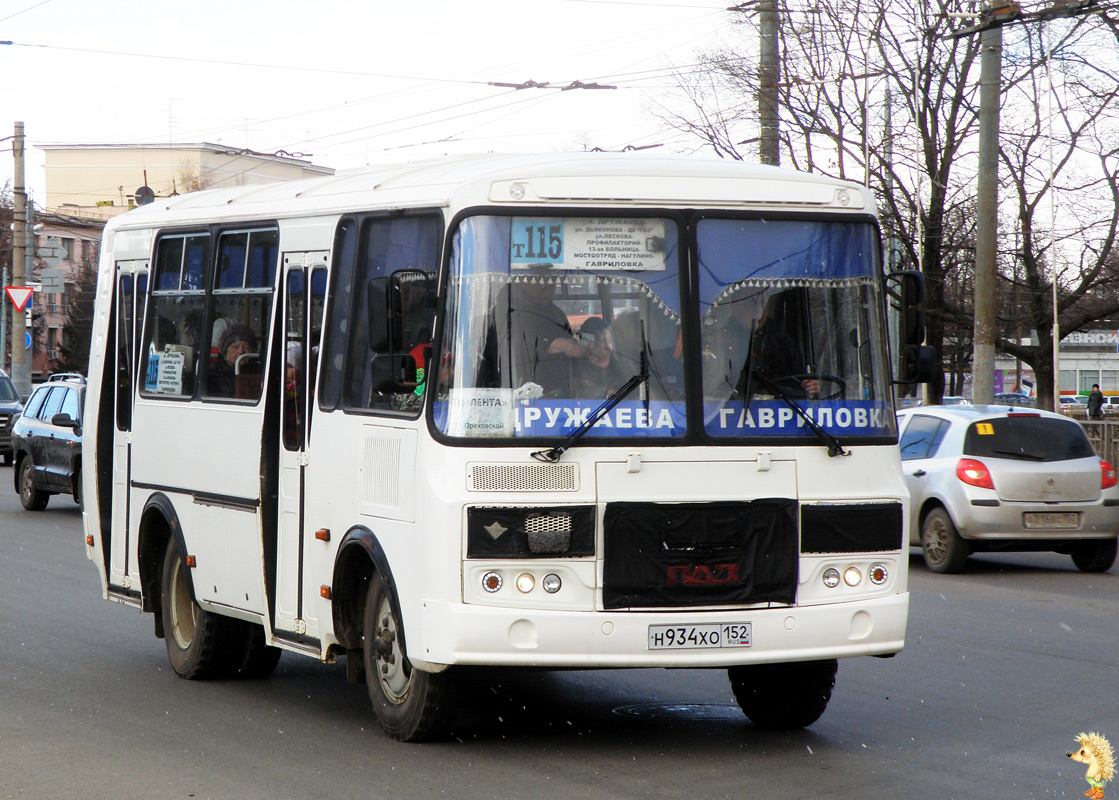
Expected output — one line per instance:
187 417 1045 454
956 458 995 489
1101 459 1117 490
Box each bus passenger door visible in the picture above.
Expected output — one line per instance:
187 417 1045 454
274 255 326 637
109 265 147 591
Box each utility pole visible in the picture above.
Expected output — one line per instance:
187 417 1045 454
10 122 30 399
972 25 1001 406
757 0 781 165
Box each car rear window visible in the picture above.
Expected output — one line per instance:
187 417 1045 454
963 416 1095 462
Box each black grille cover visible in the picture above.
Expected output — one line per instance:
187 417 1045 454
602 499 798 609
800 502 903 553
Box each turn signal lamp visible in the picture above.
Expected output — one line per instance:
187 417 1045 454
869 564 889 585
1101 460 1117 490
482 572 503 593
956 458 995 490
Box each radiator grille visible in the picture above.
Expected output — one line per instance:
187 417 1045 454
468 462 578 492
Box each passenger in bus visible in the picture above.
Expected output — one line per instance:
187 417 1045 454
208 326 258 397
506 271 607 397
572 316 625 398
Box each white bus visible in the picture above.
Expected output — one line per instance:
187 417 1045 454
83 153 931 741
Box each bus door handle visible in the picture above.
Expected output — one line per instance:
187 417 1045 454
911 469 927 477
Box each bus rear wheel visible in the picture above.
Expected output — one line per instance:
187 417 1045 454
362 574 450 741
729 659 838 730
160 539 244 679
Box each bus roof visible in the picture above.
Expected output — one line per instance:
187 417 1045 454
104 152 874 233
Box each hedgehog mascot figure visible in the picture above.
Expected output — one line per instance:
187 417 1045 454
1068 732 1116 799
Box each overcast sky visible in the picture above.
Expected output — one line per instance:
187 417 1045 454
2 0 735 202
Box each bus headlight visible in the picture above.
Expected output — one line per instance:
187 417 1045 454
542 573 562 594
822 568 841 588
515 573 535 593
843 566 862 587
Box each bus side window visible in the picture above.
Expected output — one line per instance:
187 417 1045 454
204 229 278 402
140 234 209 399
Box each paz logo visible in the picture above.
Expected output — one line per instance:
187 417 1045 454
1067 732 1115 800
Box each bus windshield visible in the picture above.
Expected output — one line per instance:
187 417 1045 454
433 213 895 443
697 217 895 440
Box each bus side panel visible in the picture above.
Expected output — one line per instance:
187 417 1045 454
130 401 267 614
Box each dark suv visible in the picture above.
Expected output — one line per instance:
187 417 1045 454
0 370 22 466
11 375 85 510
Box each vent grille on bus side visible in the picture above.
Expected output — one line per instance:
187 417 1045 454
468 462 578 492
363 437 402 508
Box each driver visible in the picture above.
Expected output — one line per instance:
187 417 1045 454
747 294 819 398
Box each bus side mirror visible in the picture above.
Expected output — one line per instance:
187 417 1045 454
890 270 926 347
898 344 937 384
370 353 418 393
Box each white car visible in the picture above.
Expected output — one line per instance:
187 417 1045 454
898 405 1119 573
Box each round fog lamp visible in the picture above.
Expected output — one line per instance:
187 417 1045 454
482 571 502 593
843 566 862 587
869 564 889 585
515 573 535 593
542 573 562 594
822 568 841 588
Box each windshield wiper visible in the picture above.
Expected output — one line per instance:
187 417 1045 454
531 369 649 463
751 368 850 458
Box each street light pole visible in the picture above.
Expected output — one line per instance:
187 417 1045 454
10 122 30 398
972 26 1001 406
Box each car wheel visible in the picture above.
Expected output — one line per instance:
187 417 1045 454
921 507 969 573
18 456 49 511
1071 539 1117 573
729 659 838 729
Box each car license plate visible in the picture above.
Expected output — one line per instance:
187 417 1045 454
648 623 752 650
1023 511 1079 529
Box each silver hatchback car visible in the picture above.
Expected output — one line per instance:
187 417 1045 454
898 405 1119 573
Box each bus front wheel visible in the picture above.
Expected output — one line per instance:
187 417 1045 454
729 659 838 729
160 539 244 679
362 574 450 741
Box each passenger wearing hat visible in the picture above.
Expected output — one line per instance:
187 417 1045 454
208 326 258 397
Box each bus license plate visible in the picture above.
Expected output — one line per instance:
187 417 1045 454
1023 512 1079 529
648 623 752 650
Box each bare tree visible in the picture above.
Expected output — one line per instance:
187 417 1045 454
655 0 1119 406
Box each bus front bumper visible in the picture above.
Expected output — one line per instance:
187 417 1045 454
410 592 908 669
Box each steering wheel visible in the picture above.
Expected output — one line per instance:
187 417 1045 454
785 372 847 401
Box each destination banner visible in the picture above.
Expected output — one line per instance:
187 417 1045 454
435 395 893 439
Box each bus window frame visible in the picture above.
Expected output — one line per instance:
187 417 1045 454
319 209 444 421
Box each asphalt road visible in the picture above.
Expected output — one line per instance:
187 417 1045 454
0 470 1115 800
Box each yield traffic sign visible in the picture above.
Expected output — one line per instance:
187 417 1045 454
5 286 33 313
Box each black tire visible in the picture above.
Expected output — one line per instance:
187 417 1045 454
236 623 283 679
73 468 82 508
3 452 12 466
18 456 48 511
363 574 450 741
921 507 969 574
160 539 244 679
729 659 838 730
1071 539 1118 573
